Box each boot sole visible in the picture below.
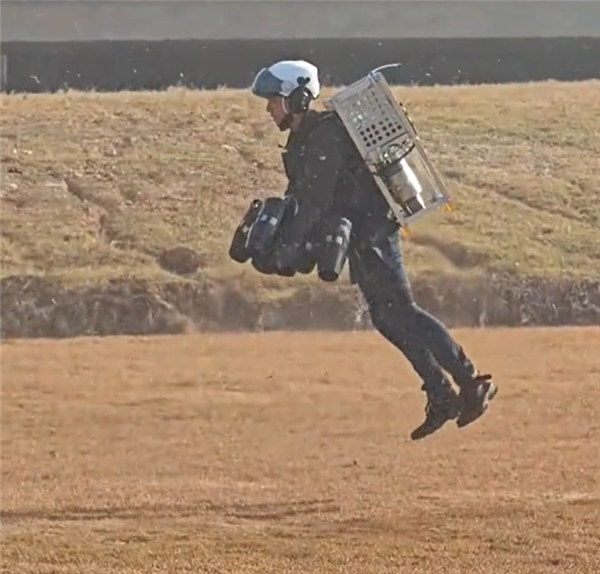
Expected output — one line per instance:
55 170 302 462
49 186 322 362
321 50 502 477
410 403 460 441
410 417 452 441
456 383 498 429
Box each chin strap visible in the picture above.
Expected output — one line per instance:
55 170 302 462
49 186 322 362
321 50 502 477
277 98 294 132
278 115 293 132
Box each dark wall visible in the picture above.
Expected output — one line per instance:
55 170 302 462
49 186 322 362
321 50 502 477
2 37 599 93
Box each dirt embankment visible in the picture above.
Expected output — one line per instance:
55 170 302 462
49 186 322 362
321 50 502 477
2 273 599 339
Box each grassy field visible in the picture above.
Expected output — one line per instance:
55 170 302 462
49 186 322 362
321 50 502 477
2 81 600 290
2 328 600 573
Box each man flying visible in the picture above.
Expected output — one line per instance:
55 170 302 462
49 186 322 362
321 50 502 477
247 59 498 440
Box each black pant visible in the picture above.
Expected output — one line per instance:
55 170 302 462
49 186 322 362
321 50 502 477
349 230 477 395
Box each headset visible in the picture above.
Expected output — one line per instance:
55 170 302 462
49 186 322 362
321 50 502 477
285 76 314 115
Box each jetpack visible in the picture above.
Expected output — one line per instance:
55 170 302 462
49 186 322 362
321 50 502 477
323 64 451 227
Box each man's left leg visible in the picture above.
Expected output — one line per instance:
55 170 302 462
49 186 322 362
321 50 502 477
365 297 461 440
352 244 460 439
353 232 498 429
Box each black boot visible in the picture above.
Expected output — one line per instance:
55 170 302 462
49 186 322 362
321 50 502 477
410 383 461 441
456 374 498 428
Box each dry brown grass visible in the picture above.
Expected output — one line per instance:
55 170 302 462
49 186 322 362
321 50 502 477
2 81 600 290
2 328 600 573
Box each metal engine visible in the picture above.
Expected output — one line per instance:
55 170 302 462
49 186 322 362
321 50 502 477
323 66 451 227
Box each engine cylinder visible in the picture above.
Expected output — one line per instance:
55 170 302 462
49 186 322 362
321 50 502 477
317 217 353 282
380 157 426 216
295 242 318 275
246 197 295 256
228 199 263 263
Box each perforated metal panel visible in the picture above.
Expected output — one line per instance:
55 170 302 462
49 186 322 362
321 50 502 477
324 71 452 228
324 74 412 158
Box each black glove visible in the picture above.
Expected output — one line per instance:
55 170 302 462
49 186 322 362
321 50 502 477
251 251 278 275
250 244 298 277
272 243 302 276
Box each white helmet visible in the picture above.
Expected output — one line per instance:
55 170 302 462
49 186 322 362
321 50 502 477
251 59 321 113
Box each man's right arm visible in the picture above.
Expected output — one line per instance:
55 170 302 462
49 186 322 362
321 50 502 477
282 121 344 246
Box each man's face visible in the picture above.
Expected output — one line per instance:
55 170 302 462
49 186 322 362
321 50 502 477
265 95 288 128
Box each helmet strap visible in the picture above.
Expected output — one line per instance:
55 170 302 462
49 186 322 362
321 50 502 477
277 97 295 132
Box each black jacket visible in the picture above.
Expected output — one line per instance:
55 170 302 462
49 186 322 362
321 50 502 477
280 110 396 247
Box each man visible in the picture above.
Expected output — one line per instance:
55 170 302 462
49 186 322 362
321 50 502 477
249 59 498 440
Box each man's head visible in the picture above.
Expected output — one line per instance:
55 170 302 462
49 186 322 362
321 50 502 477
251 60 321 132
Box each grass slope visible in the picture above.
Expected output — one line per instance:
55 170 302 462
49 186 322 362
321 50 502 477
1 81 599 288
